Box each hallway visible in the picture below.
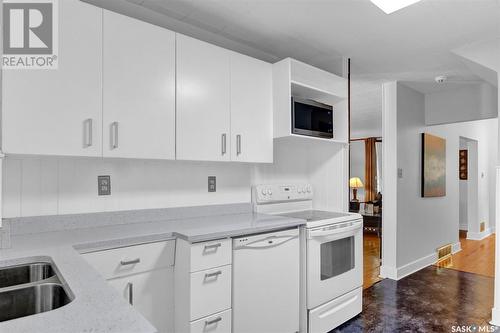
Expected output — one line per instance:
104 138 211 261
446 233 495 278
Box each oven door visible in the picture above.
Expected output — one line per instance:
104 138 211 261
306 220 363 309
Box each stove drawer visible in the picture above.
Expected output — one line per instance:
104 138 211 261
308 287 362 333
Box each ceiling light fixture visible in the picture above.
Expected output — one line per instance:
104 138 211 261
370 0 423 14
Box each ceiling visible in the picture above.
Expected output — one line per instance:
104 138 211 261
87 0 500 135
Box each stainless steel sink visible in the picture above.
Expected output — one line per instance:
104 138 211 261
0 283 72 322
0 263 55 289
0 261 73 322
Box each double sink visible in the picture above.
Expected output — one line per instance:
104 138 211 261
0 262 73 322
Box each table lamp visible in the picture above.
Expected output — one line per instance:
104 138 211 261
349 177 364 202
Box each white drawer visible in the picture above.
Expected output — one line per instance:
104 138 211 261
82 240 175 279
190 309 231 333
190 239 231 272
190 265 231 321
308 287 362 333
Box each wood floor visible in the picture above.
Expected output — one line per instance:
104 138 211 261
443 232 495 277
363 233 382 289
362 231 495 289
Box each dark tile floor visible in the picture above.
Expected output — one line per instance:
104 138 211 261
332 266 496 333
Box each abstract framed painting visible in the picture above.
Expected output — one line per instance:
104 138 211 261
421 133 446 197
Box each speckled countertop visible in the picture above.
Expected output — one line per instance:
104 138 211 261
0 203 305 333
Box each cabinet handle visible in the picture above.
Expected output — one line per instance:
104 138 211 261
221 134 227 155
205 270 222 279
127 282 133 305
205 316 222 326
120 258 140 266
84 119 93 147
236 134 242 155
111 122 119 149
204 243 221 251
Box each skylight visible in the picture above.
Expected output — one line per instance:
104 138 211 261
370 0 422 14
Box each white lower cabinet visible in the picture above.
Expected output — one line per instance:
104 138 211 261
190 309 232 333
108 267 175 333
175 238 232 333
189 265 231 320
82 240 175 333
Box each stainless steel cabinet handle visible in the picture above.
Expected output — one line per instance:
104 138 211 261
236 134 242 155
205 316 222 326
127 282 133 305
84 119 93 147
205 270 222 279
111 122 119 149
204 243 221 250
120 258 140 266
221 134 227 155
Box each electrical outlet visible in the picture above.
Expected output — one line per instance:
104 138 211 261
398 168 403 179
208 176 216 192
98 175 111 196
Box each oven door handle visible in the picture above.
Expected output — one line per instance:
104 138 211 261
307 223 362 239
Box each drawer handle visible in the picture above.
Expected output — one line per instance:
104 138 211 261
205 270 222 279
120 258 141 266
127 282 134 305
204 243 222 251
205 316 222 326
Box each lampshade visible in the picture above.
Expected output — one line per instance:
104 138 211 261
349 177 364 188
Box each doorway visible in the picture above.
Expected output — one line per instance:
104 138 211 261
349 137 383 288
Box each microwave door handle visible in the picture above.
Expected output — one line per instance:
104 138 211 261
308 224 362 239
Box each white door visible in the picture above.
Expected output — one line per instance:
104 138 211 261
176 34 231 162
2 0 102 157
102 10 176 159
306 220 363 309
108 267 174 333
230 52 273 163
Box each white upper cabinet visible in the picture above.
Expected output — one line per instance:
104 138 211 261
176 34 231 162
102 10 176 159
2 0 103 157
230 52 273 163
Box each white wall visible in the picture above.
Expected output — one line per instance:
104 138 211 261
425 83 497 125
3 139 348 218
382 82 497 278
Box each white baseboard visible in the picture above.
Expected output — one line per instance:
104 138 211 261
491 308 500 326
379 265 398 280
467 228 492 240
379 242 461 281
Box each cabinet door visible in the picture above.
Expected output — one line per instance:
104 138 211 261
102 11 175 159
2 0 102 157
108 267 174 333
176 34 231 162
230 52 273 163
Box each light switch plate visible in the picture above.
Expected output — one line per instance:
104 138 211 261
208 176 216 192
98 175 111 196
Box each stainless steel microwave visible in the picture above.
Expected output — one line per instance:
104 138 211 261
291 97 333 139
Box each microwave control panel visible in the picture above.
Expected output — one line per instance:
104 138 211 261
253 183 313 204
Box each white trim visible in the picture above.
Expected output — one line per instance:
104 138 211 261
379 242 462 281
491 308 500 326
379 265 398 280
467 228 493 240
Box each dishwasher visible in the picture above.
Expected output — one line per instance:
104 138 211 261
232 228 300 333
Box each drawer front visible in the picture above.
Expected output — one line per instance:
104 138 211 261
190 265 231 320
308 287 362 333
190 309 231 333
190 239 231 272
82 240 175 279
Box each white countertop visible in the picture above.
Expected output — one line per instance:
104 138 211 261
0 206 305 333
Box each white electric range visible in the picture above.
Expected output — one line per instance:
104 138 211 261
253 183 363 333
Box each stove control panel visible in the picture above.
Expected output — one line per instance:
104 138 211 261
253 183 313 204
